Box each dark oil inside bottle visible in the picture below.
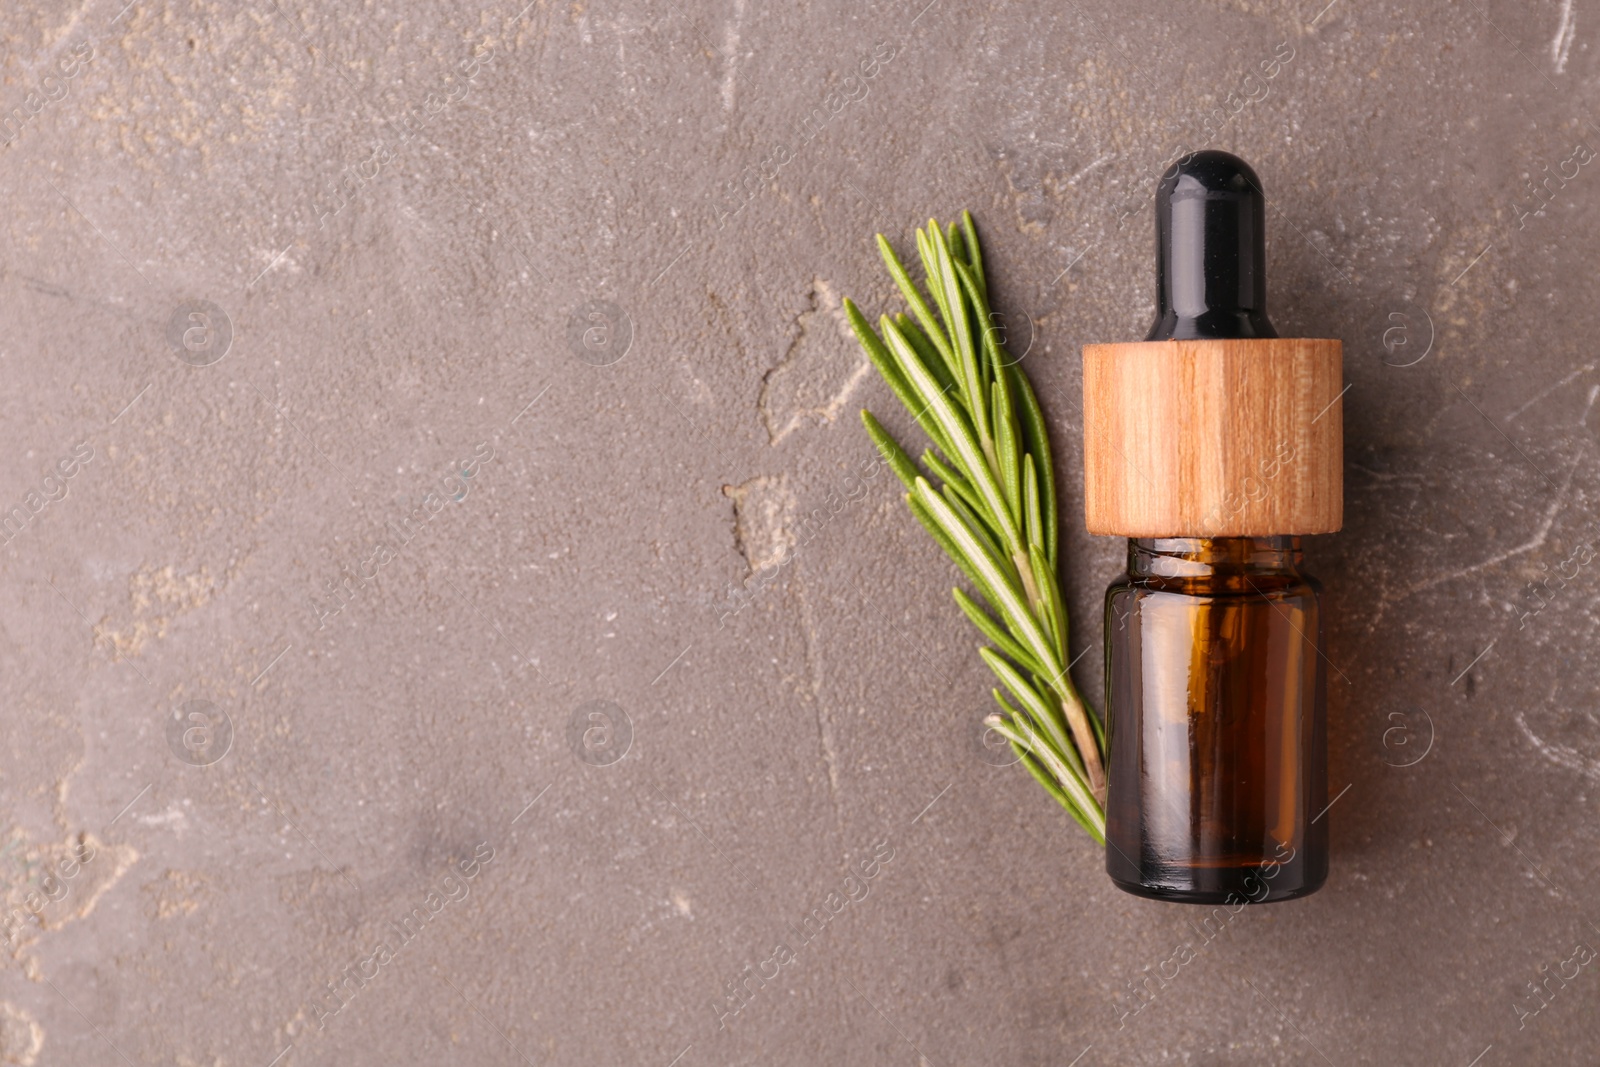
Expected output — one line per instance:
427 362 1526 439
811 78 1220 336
1104 537 1327 904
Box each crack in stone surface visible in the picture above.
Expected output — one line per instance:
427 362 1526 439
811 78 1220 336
722 475 796 575
758 278 869 447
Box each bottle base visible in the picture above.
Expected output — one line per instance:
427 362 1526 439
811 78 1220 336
1108 872 1325 906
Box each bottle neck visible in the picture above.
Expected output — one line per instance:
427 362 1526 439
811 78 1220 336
1126 536 1302 582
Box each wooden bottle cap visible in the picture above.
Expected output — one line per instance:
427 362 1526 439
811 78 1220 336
1081 337 1343 537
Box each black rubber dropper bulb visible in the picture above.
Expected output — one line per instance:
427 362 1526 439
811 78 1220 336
1145 150 1277 341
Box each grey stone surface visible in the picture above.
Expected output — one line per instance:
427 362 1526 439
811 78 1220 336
0 0 1596 1063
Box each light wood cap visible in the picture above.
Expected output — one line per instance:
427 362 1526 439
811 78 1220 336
1081 338 1343 537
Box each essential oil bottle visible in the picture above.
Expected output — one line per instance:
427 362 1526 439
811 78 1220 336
1081 151 1343 904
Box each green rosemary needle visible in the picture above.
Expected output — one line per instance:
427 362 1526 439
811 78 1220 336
846 213 1108 844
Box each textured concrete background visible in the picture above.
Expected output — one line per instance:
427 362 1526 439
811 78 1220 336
0 0 1597 1063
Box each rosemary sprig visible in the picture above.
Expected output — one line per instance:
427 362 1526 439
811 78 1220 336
845 214 1108 844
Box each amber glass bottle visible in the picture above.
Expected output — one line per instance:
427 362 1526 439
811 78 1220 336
1103 536 1327 902
1082 151 1341 904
